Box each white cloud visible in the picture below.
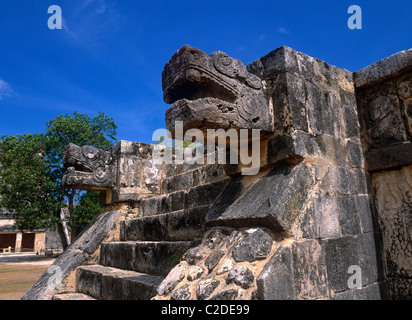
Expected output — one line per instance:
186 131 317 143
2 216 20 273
62 18 77 40
96 4 107 14
278 27 289 34
62 0 123 45
0 79 13 100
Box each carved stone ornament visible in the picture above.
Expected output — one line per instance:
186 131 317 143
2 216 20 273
62 143 116 190
162 45 273 135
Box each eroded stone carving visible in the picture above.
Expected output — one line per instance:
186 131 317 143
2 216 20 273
62 141 164 203
162 45 273 135
373 166 412 299
357 70 412 151
62 143 116 190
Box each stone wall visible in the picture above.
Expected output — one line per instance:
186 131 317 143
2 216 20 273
355 49 412 299
154 46 381 300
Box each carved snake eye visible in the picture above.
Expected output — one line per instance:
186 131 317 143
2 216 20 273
94 167 107 181
212 51 263 90
82 146 99 159
220 56 232 66
246 74 263 90
103 153 114 165
212 52 236 78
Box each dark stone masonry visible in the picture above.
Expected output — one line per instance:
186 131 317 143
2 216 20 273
23 45 412 300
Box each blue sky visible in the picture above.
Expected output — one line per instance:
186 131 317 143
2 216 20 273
0 0 411 144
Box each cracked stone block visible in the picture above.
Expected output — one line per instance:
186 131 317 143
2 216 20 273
324 237 359 293
232 228 273 262
196 279 220 300
182 247 205 265
171 284 191 300
204 249 225 272
210 288 238 300
226 266 255 289
187 266 204 281
157 263 187 296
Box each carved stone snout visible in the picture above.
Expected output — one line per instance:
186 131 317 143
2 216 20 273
62 143 116 190
162 45 273 136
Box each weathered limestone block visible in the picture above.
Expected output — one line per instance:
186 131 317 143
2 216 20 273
156 262 187 296
100 241 192 277
196 279 220 300
121 205 210 242
358 79 408 150
204 249 225 272
324 236 360 293
187 266 204 281
76 264 106 299
171 284 191 300
226 266 254 289
248 46 360 170
80 265 163 300
232 228 272 262
248 46 354 133
291 240 328 299
206 162 314 237
354 48 412 88
210 288 238 300
114 143 163 201
355 50 412 299
257 245 294 300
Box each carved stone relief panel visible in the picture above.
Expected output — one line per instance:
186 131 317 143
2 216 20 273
373 165 412 298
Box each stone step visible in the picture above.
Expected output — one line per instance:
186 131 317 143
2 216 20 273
76 265 163 300
53 293 96 300
161 163 226 195
121 205 210 241
100 241 193 276
139 178 229 217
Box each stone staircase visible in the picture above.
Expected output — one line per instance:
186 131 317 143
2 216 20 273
53 162 230 300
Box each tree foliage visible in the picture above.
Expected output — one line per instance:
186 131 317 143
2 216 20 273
0 111 118 245
72 191 103 232
0 134 60 231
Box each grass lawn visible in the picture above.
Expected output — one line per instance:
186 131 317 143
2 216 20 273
0 262 52 300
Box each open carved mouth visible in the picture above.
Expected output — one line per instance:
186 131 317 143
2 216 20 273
162 45 272 135
164 66 238 106
65 157 94 174
62 143 115 190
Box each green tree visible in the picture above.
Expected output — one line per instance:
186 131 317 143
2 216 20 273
45 111 117 241
72 191 103 232
0 111 117 249
0 134 60 231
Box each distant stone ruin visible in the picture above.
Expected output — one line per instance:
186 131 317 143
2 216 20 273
23 45 412 300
